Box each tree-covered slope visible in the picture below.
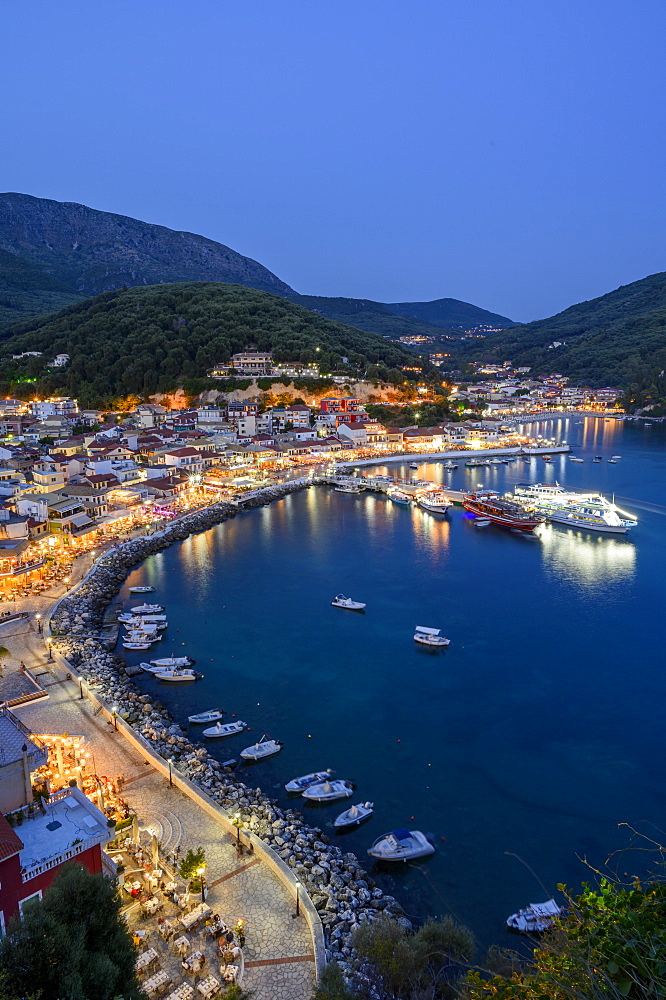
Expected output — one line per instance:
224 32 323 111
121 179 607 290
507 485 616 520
0 247 82 325
0 192 293 301
0 282 419 405
288 293 456 339
460 270 666 385
386 296 514 330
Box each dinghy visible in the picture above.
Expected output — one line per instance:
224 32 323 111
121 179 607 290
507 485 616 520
414 626 450 647
285 769 334 793
302 779 354 802
334 801 374 828
240 737 283 761
123 641 151 650
331 595 366 611
188 709 224 724
129 586 155 593
367 829 435 862
203 720 247 739
150 656 193 668
506 899 562 933
155 668 199 683
131 603 163 614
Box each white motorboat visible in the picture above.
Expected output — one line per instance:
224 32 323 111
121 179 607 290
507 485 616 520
302 779 354 802
150 656 193 668
409 462 419 469
511 483 637 533
611 455 622 459
135 614 167 623
123 641 151 650
188 709 224 724
475 518 492 527
131 603 164 614
414 626 450 647
335 483 363 494
285 769 334 793
569 457 584 462
367 829 435 862
386 488 411 505
607 459 617 463
416 490 453 513
331 595 366 611
442 462 458 470
124 631 160 644
155 668 199 683
507 899 562 933
129 585 155 593
240 737 283 761
203 720 247 738
334 801 374 828
139 661 164 673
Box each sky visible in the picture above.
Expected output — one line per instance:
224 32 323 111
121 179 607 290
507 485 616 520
3 0 666 321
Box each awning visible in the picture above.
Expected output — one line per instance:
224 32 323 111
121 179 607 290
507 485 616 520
70 513 93 527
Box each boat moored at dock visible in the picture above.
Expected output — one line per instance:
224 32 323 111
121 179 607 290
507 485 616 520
203 720 247 738
334 801 374 828
511 483 637 533
188 709 224 724
463 490 544 531
285 769 334 793
367 829 435 862
129 585 156 593
415 490 453 513
302 779 354 802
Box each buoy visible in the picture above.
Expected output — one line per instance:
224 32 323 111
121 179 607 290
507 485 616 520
397 739 401 743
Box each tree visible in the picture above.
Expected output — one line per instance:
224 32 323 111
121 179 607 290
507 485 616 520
311 961 356 1000
0 863 142 1000
178 845 206 881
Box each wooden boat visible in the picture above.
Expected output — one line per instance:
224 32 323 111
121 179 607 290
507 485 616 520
302 779 354 802
240 738 283 761
285 769 334 793
414 626 450 647
334 801 374 828
123 641 151 650
203 720 247 739
188 709 224 724
150 656 192 668
367 829 435 862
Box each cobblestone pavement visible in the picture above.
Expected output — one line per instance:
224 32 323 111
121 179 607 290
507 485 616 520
13 673 316 1000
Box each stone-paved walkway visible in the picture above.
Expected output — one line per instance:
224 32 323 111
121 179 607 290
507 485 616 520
13 673 316 1000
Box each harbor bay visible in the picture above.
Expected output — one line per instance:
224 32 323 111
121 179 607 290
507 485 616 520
120 417 666 948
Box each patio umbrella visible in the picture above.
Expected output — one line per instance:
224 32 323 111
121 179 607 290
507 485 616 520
132 813 140 845
151 832 159 868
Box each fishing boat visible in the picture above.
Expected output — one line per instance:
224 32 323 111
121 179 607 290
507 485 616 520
409 462 419 469
331 595 366 611
592 457 602 463
334 802 374 828
150 656 193 668
506 899 562 933
285 769 334 793
131 603 164 614
511 483 637 533
415 491 453 513
188 709 224 724
607 459 617 464
442 462 458 470
367 829 435 862
129 585 155 593
386 488 411 505
302 779 354 802
414 626 450 647
155 668 199 683
240 737 283 761
335 483 363 494
462 490 544 532
203 720 247 738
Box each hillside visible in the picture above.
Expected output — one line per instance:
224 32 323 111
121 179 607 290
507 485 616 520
0 247 82 326
386 297 514 331
0 282 419 406
0 193 292 307
460 270 666 386
288 293 451 339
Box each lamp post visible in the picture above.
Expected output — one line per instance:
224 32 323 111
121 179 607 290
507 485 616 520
292 880 301 919
36 613 42 635
197 865 206 902
112 706 118 731
46 638 53 661
168 757 173 788
233 812 243 852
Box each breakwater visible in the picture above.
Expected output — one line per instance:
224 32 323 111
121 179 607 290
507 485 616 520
47 482 409 979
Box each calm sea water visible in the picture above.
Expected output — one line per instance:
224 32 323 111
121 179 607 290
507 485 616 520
120 417 666 947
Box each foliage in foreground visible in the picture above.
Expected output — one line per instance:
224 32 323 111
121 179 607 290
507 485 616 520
0 863 141 1000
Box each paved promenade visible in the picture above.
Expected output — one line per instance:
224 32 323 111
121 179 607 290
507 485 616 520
10 656 316 1000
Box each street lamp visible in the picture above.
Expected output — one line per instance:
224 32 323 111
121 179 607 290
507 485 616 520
232 811 243 848
35 613 42 634
197 865 206 902
292 880 301 919
46 638 53 661
168 757 173 787
111 706 118 731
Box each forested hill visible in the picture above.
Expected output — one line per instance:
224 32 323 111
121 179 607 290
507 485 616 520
386 297 513 330
460 270 666 386
0 193 292 316
0 282 419 405
0 247 81 327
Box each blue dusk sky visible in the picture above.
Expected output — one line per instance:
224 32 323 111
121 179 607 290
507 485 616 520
3 0 666 321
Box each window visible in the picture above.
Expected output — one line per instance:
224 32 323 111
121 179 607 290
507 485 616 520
19 890 42 914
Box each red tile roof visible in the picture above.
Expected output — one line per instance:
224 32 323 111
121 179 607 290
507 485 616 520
0 812 24 861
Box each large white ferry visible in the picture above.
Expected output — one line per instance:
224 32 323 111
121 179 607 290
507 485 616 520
511 483 637 534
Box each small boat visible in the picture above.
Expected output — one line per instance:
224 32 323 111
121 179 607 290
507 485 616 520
155 668 199 683
541 456 552 461
569 457 584 463
302 779 354 802
594 455 603 460
131 603 164 614
414 625 450 647
591 458 602 463
331 595 366 611
150 656 193 668
386 488 411 505
611 455 622 459
416 491 453 513
123 641 151 650
506 899 562 933
240 737 283 761
335 483 363 494
129 585 155 593
409 462 419 469
203 720 247 739
475 518 492 527
367 829 435 862
188 709 224 724
285 769 334 793
334 801 374 828
442 462 458 470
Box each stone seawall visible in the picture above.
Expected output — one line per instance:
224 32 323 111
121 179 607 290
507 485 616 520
46 482 409 979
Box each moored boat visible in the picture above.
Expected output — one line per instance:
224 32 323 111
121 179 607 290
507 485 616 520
386 488 411 505
131 603 164 614
285 769 334 793
203 720 247 738
463 490 544 531
335 483 363 494
155 668 200 682
416 490 453 513
511 483 637 533
302 779 354 802
150 656 193 668
506 898 562 933
409 462 419 469
367 829 435 862
442 462 458 470
334 801 374 828
331 595 366 611
569 456 584 462
240 737 283 760
123 641 151 650
414 625 450 647
129 585 155 593
188 708 224 724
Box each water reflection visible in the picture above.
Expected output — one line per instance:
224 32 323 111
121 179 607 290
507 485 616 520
539 523 636 587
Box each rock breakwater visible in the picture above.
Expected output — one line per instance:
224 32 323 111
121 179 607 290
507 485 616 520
48 484 408 968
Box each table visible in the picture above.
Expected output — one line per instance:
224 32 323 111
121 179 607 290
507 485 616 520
196 977 220 998
173 935 190 956
221 965 238 983
182 951 205 974
165 986 194 1000
179 902 211 931
157 919 174 939
124 880 142 894
164 881 178 893
136 947 159 972
143 970 171 996
142 896 163 916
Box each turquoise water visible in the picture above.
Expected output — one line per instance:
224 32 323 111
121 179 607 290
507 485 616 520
120 417 666 946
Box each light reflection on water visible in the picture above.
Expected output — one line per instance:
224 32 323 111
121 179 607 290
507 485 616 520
538 524 636 588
